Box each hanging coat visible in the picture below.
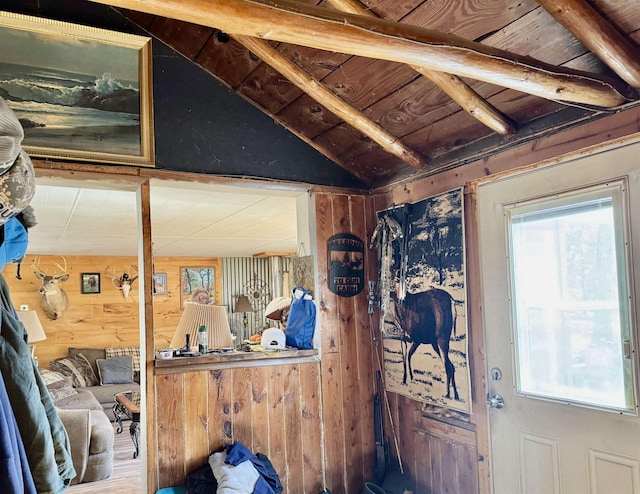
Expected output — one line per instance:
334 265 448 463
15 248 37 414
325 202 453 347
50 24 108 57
0 273 75 493
0 367 36 494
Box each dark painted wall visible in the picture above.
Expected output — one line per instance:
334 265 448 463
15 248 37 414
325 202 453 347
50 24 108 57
1 0 365 189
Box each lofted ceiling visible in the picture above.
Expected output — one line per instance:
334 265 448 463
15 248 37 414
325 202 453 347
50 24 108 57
94 0 640 189
27 178 301 257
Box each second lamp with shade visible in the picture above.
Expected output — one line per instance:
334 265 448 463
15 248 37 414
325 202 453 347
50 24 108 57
233 295 254 336
170 303 235 351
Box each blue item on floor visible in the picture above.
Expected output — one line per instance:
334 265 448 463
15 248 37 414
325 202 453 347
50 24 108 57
156 487 186 494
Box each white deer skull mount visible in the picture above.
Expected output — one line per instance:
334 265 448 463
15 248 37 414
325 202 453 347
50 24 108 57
108 265 138 300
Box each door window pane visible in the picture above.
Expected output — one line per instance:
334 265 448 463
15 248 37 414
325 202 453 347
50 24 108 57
508 184 635 412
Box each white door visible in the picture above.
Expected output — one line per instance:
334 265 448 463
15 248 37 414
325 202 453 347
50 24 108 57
478 143 640 494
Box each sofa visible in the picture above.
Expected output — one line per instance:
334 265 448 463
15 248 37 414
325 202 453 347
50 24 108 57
56 390 115 484
50 346 141 421
40 370 114 484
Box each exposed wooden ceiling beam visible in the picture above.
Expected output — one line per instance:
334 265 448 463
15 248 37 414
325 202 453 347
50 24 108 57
87 0 636 108
234 35 427 169
326 0 518 136
537 0 640 89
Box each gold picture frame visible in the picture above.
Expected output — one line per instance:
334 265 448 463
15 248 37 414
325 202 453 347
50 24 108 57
0 10 154 167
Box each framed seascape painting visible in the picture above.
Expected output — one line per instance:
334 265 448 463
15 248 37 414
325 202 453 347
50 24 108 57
0 11 154 166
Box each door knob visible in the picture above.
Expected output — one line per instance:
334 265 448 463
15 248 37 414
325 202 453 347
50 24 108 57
486 392 505 409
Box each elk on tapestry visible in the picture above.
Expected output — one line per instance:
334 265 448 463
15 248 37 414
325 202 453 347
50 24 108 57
371 188 470 413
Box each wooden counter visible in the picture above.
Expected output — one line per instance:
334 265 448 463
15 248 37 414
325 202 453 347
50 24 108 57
153 348 323 490
154 348 319 374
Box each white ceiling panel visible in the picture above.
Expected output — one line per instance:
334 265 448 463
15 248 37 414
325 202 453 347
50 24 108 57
26 177 304 258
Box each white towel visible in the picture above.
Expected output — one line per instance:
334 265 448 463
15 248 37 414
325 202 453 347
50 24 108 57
208 450 261 494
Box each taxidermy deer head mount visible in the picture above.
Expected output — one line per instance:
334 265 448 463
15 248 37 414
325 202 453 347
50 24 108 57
108 265 138 299
32 256 69 320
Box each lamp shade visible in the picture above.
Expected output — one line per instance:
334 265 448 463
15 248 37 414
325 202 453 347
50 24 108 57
170 303 234 350
233 295 254 313
17 310 46 343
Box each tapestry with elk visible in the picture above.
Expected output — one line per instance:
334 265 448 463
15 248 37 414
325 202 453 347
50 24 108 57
371 188 471 414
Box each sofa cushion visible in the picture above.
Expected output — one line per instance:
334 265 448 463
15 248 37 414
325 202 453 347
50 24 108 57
97 355 133 385
49 385 78 402
40 368 71 388
69 347 106 378
84 382 140 406
55 389 103 411
50 353 99 387
105 347 140 382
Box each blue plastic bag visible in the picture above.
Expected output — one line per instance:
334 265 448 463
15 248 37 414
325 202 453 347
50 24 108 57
285 286 316 349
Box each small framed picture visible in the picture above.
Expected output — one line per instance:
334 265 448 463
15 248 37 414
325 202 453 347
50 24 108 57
153 273 168 295
81 273 101 294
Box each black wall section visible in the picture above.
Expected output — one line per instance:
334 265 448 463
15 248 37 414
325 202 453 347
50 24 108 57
0 0 366 189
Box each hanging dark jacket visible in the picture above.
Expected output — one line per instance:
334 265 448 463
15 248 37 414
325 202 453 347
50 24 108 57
0 274 75 493
0 367 36 494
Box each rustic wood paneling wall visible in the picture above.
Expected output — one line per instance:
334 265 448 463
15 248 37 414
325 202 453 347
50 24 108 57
363 93 640 494
313 192 377 494
154 363 323 493
2 254 221 366
152 192 379 493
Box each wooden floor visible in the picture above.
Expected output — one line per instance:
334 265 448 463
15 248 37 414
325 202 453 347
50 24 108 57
66 421 142 494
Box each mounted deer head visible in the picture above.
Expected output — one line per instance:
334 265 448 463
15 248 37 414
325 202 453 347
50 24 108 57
107 265 138 300
32 256 69 320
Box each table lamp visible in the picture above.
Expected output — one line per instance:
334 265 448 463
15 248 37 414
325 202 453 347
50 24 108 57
17 309 46 358
170 303 234 350
233 295 254 333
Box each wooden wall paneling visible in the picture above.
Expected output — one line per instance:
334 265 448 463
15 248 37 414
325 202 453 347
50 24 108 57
231 367 253 447
156 373 186 487
184 371 210 475
314 191 350 494
428 433 444 493
457 440 480 494
396 395 417 489
332 193 364 494
351 194 376 484
441 439 458 493
250 366 270 455
5 253 222 366
299 362 323 494
267 365 287 491
320 352 346 494
414 429 431 493
314 193 339 353
207 369 233 452
283 364 304 494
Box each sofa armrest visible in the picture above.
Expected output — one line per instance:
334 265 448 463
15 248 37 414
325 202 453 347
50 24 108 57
57 408 90 484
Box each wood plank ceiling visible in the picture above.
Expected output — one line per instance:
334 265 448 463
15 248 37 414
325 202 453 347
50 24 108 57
102 0 640 188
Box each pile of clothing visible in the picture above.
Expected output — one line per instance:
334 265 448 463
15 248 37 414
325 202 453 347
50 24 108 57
186 442 282 494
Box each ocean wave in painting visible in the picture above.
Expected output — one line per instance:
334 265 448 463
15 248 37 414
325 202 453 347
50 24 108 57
0 62 140 119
